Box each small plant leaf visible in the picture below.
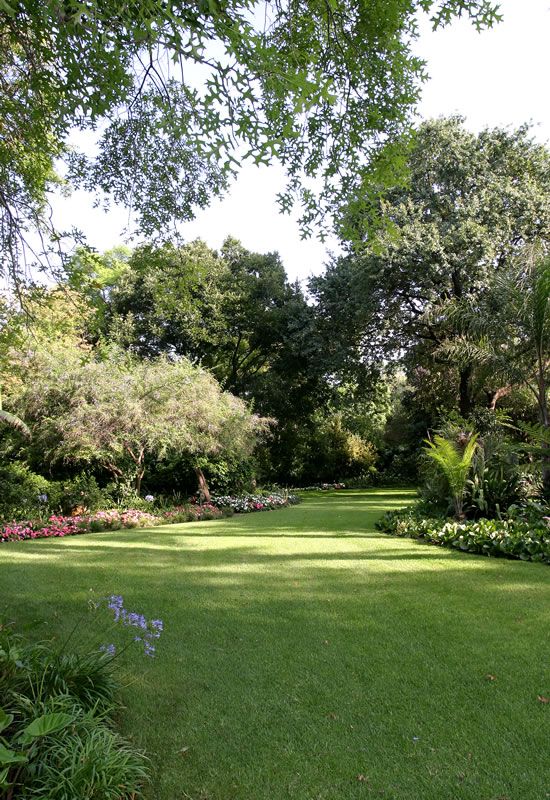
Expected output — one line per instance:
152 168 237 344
0 708 13 734
0 766 11 789
17 712 74 744
0 744 27 766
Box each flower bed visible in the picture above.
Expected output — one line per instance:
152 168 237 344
0 494 299 543
293 483 346 491
207 492 300 513
377 507 550 564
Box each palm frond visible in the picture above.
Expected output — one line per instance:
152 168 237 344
0 408 31 438
424 433 478 517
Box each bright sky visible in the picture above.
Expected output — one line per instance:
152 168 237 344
52 0 550 283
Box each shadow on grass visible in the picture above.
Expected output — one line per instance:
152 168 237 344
1 494 548 800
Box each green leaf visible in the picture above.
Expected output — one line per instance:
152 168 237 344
0 0 16 16
0 744 27 766
0 409 31 438
17 712 74 744
0 708 13 735
0 767 11 789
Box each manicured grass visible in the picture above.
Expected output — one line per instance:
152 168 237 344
1 489 549 800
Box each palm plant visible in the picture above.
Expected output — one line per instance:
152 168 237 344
0 386 30 438
437 246 550 496
424 433 479 518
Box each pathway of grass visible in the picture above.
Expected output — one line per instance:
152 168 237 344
1 489 549 800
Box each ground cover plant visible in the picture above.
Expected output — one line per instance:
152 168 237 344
377 506 550 563
0 494 299 543
0 594 159 798
0 490 548 800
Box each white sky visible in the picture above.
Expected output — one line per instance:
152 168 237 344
51 0 550 283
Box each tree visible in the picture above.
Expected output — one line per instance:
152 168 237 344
0 286 91 444
1 2 501 282
75 237 331 483
312 118 550 416
86 237 327 415
19 348 268 496
440 247 550 495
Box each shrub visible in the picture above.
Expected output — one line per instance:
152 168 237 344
27 708 149 800
208 493 299 513
0 493 298 544
0 463 52 522
0 629 148 799
54 473 108 515
423 433 479 518
377 506 550 564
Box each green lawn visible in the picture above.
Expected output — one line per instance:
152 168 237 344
1 490 549 800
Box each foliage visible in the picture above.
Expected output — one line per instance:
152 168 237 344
423 432 478 518
0 1 501 281
80 238 333 484
377 506 550 564
466 443 524 518
270 413 378 486
92 237 327 418
18 347 268 494
0 493 300 542
311 118 550 417
0 629 148 798
207 493 300 513
418 412 525 518
0 463 52 522
439 249 550 495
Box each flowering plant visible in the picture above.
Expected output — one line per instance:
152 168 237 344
0 492 298 544
102 594 164 658
208 493 300 513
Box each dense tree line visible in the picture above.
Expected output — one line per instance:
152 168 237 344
1 117 550 504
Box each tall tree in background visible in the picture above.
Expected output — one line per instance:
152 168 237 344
1 1 500 282
312 118 550 417
440 247 550 494
90 238 327 418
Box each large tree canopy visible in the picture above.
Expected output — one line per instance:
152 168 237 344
1 1 500 280
311 117 550 416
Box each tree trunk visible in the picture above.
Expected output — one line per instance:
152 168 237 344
489 385 511 410
195 466 211 503
135 467 145 496
458 365 473 418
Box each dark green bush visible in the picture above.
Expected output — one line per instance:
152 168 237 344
0 629 148 798
0 463 52 521
377 506 550 564
54 474 108 514
22 703 149 800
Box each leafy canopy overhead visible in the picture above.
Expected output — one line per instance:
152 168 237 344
0 0 500 279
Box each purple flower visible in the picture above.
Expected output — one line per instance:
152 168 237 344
100 643 116 657
127 612 147 629
144 641 156 657
108 594 124 622
103 593 164 659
